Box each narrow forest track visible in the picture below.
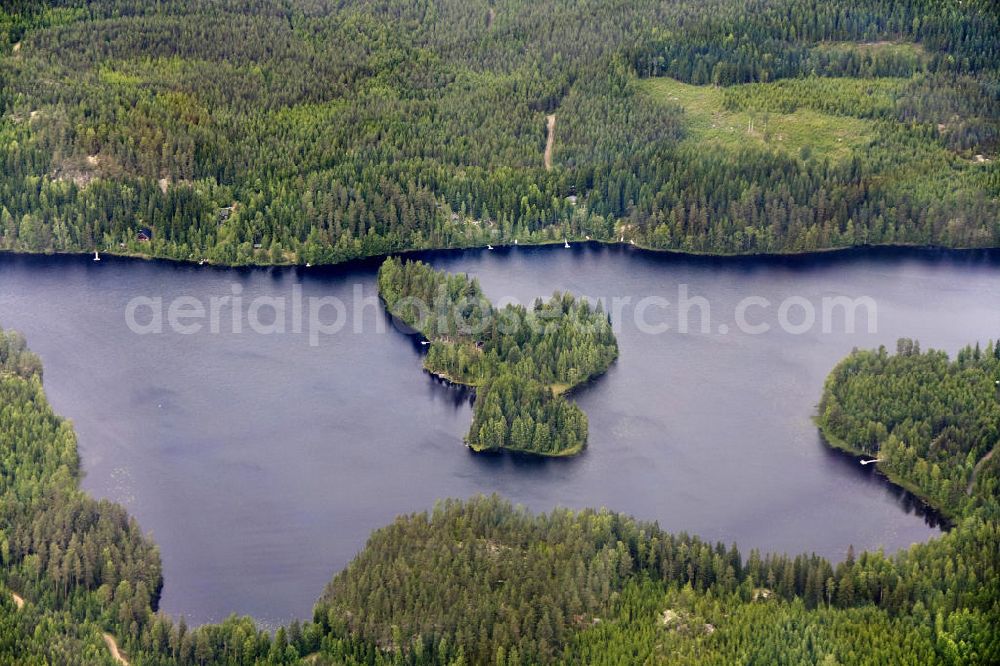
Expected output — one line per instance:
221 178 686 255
968 443 999 495
10 591 24 610
103 633 129 666
544 114 556 170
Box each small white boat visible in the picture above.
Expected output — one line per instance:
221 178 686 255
564 239 570 248
630 239 635 245
305 262 312 267
514 239 518 245
421 340 431 346
93 251 100 262
199 259 205 265
487 244 493 250
620 235 624 242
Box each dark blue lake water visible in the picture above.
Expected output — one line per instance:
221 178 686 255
2 244 998 627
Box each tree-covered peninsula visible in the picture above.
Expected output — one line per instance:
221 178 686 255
377 257 617 455
818 338 1000 522
312 339 1000 665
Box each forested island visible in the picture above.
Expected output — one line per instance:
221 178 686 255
0 0 998 267
378 257 617 455
2 325 998 664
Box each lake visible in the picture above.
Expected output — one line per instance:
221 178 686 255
1 244 998 628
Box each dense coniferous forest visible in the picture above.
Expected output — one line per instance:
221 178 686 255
378 257 617 454
2 0 1000 661
313 339 999 665
818 339 1000 521
0 0 997 266
2 326 998 663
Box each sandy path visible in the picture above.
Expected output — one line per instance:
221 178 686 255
968 443 998 495
103 633 129 666
544 114 556 170
10 592 124 663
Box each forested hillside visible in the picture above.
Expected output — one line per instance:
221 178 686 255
378 257 617 454
4 328 998 663
314 497 998 665
1 0 998 265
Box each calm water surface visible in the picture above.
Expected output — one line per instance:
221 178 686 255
1 245 998 627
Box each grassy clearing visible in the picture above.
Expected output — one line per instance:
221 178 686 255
813 40 927 60
98 66 143 86
721 76 908 118
640 77 876 161
646 73 996 209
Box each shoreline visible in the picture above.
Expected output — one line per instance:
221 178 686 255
421 363 599 459
395 290 618 459
2 239 999 273
468 439 585 457
813 416 956 526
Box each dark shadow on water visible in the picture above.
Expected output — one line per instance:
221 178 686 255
465 444 585 470
5 242 1000 281
424 373 475 409
406 242 1000 276
815 433 948 530
387 313 426 343
620 243 1000 274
